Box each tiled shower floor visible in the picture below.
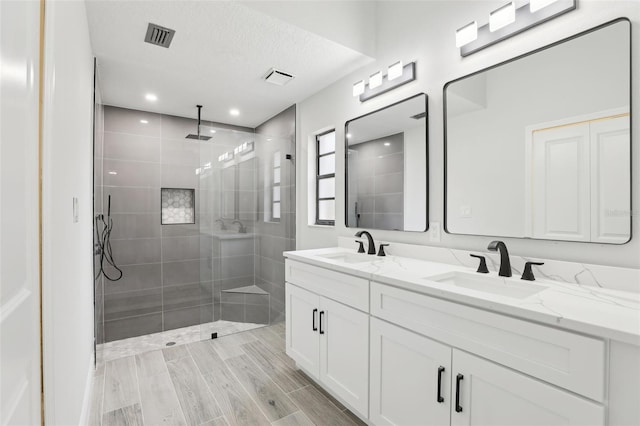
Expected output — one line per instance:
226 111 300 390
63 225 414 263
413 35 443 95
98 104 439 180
97 320 265 364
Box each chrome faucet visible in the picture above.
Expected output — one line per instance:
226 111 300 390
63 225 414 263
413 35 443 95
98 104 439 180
232 219 247 234
487 240 511 277
216 218 227 230
355 230 376 255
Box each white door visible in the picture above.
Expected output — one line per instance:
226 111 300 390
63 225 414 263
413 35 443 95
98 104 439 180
590 115 630 243
370 318 451 426
285 283 320 378
450 350 604 426
531 123 591 241
0 0 43 425
319 297 369 417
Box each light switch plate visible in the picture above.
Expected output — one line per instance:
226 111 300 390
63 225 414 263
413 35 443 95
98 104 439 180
73 197 79 223
429 222 441 242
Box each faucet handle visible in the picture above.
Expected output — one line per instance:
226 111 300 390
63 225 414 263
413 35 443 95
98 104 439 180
355 240 365 254
470 254 489 274
521 262 544 281
377 243 390 257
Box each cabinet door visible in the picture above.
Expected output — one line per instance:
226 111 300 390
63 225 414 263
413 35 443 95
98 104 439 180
451 350 604 426
370 318 451 426
285 283 320 378
319 297 369 417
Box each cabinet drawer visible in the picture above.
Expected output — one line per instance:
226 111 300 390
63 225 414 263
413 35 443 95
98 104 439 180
371 282 605 402
286 260 369 312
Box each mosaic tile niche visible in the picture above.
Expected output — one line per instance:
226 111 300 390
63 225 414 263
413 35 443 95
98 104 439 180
161 188 195 224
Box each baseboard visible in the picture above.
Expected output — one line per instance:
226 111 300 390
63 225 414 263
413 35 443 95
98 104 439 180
78 354 95 426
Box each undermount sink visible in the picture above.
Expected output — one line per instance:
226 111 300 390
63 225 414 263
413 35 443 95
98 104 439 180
317 252 374 264
425 271 546 299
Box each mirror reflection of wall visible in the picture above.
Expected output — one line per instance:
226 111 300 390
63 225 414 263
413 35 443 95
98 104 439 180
445 19 630 244
346 93 428 232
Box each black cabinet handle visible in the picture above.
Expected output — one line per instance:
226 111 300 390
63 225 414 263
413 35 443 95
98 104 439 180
319 311 325 334
312 308 318 331
455 374 464 413
437 366 445 403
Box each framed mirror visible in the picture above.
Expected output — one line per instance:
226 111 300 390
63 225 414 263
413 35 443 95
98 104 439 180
444 18 631 244
346 93 428 232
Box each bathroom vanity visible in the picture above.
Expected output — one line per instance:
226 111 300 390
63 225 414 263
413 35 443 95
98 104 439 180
284 245 640 426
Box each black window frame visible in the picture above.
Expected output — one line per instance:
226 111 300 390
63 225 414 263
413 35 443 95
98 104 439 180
315 130 336 225
270 150 281 223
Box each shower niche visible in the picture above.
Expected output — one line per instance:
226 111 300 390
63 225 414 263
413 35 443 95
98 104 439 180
161 188 195 225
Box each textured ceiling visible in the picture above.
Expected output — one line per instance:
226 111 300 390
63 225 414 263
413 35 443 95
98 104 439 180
86 0 375 127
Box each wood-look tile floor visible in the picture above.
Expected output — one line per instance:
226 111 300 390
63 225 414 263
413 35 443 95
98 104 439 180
89 322 366 426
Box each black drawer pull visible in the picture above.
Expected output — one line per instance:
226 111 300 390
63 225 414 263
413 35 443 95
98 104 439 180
312 308 318 331
319 311 325 334
455 374 464 413
437 366 445 403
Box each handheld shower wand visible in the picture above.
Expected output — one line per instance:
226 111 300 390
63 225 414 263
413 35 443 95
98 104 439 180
95 195 123 281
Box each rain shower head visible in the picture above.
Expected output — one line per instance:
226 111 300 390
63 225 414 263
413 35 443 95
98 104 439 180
186 105 212 141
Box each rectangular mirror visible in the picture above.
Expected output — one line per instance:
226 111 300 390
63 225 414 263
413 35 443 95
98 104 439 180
444 19 630 244
346 93 428 232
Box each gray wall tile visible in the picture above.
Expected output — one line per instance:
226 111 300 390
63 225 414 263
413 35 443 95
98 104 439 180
103 263 162 294
109 214 161 239
104 187 160 214
162 236 201 262
104 313 163 342
103 159 161 187
104 288 162 321
110 238 161 265
104 131 161 163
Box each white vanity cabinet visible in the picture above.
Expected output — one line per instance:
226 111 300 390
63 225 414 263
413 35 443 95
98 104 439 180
285 261 369 417
370 317 604 426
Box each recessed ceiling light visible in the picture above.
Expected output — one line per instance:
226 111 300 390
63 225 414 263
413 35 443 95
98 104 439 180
346 133 352 138
229 109 240 116
108 171 117 175
384 142 391 146
140 119 149 124
145 93 157 101
210 129 216 134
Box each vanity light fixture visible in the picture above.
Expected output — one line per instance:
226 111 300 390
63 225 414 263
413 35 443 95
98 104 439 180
387 61 403 81
457 0 576 56
352 61 417 102
530 0 559 13
218 151 234 162
352 80 365 97
489 2 515 32
369 71 383 89
456 21 478 47
233 141 254 156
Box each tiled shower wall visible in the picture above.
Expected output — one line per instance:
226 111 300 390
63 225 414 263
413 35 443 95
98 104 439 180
99 106 214 342
255 105 296 323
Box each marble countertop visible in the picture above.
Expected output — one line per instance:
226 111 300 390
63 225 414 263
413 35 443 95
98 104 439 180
284 247 640 346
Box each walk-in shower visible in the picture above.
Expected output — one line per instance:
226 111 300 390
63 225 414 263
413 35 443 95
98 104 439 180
93 103 295 363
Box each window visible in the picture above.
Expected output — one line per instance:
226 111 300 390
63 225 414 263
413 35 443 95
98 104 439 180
316 130 336 225
271 151 281 222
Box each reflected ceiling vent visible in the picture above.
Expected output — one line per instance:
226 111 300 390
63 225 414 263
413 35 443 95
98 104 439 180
144 23 175 48
264 68 295 86
410 112 427 120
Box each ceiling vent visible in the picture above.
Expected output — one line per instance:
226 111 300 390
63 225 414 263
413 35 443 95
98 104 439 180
264 68 295 86
410 112 427 120
144 23 175 48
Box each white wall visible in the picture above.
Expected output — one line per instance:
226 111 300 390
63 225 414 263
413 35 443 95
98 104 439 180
41 0 95 424
296 0 640 269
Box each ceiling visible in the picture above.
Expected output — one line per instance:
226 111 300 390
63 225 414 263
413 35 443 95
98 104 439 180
85 0 376 128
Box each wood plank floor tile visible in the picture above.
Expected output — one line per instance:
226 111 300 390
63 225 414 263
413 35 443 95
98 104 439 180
162 344 190 362
102 403 143 426
288 386 356 426
136 349 168 378
225 354 298 421
199 416 229 426
138 372 188 426
165 355 223 425
88 365 105 426
271 410 315 426
103 356 140 413
241 340 309 393
209 332 255 360
297 371 346 412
